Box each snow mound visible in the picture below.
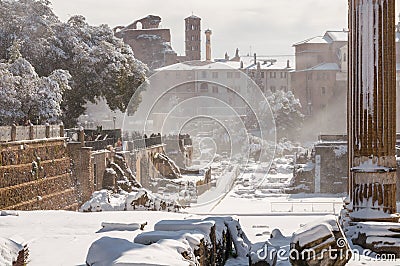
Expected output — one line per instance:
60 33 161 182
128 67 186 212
0 210 19 216
134 230 204 249
154 219 215 237
79 189 181 212
98 222 145 233
86 236 195 266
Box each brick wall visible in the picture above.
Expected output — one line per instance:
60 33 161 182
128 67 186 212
67 143 93 206
0 138 78 210
0 138 94 211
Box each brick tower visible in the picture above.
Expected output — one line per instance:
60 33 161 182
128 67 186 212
185 15 201 61
347 0 398 221
205 29 212 61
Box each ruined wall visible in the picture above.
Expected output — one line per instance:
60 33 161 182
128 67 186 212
314 143 348 193
116 28 178 70
67 143 93 206
91 150 111 191
0 138 78 210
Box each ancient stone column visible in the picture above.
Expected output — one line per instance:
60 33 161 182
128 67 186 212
348 0 397 220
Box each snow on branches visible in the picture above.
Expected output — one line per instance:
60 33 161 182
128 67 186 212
0 55 70 125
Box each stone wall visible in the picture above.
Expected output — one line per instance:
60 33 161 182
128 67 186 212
314 141 348 194
0 138 78 210
91 150 111 191
0 126 96 211
67 143 93 206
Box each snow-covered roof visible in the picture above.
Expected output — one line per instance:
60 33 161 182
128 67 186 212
299 63 340 72
295 30 348 46
296 29 400 47
293 36 328 46
246 57 295 71
324 31 348 42
195 61 237 70
156 57 295 72
185 14 200 19
156 62 196 71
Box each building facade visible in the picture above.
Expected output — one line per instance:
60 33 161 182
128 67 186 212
291 31 348 135
115 14 203 71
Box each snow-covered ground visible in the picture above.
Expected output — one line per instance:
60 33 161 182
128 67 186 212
1 155 399 265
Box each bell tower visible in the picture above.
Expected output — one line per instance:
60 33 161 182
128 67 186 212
185 14 201 61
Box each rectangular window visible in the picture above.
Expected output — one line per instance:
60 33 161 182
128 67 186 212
321 87 326 95
212 86 218 93
307 104 313 115
227 72 233 78
306 87 312 102
308 73 312 80
235 72 241 78
261 72 265 78
202 71 207 78
212 72 218 79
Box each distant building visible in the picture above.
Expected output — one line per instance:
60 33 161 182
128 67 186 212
114 14 203 71
216 50 294 94
291 31 348 134
292 26 400 135
185 15 201 61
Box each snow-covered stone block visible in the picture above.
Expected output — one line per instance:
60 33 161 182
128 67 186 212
290 215 351 266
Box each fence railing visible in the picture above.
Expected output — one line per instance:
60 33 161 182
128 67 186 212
270 201 343 214
0 124 64 142
126 136 163 151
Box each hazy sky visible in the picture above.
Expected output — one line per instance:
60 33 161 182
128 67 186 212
49 0 400 59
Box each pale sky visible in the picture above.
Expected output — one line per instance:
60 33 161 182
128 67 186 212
49 0 400 59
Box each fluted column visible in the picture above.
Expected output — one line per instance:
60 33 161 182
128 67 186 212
348 0 397 217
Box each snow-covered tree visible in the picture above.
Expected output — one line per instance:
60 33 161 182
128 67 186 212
0 54 70 125
264 90 304 140
0 0 147 127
